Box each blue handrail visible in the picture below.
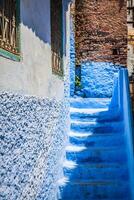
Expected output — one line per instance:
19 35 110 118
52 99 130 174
110 68 134 199
120 69 134 200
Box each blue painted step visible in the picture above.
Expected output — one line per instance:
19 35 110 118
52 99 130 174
66 145 127 164
70 107 109 120
70 107 120 122
58 180 131 200
58 97 132 200
63 161 129 182
70 98 111 109
71 120 123 133
69 132 125 147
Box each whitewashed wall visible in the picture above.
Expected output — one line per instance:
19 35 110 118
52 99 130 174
0 1 71 200
0 0 64 99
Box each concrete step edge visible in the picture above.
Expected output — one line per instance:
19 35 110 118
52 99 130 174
70 107 108 113
65 145 125 152
58 179 129 186
63 160 128 169
71 120 123 126
68 131 123 137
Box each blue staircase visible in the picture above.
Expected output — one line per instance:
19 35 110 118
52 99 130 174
58 69 134 200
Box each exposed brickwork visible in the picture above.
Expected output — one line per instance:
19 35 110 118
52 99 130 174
75 0 127 66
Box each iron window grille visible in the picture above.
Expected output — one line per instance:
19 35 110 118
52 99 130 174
0 0 20 61
50 0 63 76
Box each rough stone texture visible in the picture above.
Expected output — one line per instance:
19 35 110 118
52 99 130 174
81 62 120 98
75 0 127 66
0 92 69 200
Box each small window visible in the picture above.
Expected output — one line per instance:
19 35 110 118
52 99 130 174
50 0 63 76
112 48 120 55
0 0 20 61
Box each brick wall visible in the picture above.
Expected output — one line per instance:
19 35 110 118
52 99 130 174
75 0 127 66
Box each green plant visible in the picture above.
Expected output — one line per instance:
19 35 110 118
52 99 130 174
75 75 81 87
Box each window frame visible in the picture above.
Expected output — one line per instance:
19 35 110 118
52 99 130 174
0 0 21 62
50 0 64 77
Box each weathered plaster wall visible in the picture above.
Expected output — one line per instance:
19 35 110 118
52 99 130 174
0 0 64 99
80 62 119 98
0 92 69 200
70 5 76 97
75 0 127 66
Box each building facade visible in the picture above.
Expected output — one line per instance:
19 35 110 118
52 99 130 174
0 1 131 199
0 1 71 199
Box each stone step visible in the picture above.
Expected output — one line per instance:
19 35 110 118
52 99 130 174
66 145 127 164
70 107 108 119
58 179 131 200
69 132 125 147
70 108 120 123
69 131 122 137
70 98 111 109
63 161 129 182
71 120 123 133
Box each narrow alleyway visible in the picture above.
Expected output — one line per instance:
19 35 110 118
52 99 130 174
58 91 133 199
1 1 134 200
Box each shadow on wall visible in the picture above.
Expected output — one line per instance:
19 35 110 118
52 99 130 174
21 0 71 52
21 0 51 44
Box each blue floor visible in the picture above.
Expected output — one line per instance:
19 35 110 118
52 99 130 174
58 98 132 200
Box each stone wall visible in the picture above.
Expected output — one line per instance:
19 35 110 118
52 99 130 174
80 61 119 98
75 0 127 66
0 92 69 200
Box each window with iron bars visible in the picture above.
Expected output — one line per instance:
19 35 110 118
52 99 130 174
50 0 63 76
127 0 134 27
0 0 20 61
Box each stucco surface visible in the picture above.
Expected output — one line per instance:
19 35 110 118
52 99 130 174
0 0 64 99
0 92 69 200
81 62 119 97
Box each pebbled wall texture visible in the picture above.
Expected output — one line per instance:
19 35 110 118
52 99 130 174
0 93 69 200
0 1 71 199
80 62 120 98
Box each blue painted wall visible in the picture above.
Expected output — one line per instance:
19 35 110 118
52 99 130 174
0 0 71 199
70 15 75 97
0 92 69 200
80 61 120 98
69 27 123 98
0 0 71 200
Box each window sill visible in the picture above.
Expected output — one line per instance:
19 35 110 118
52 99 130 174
52 69 64 80
0 48 21 62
